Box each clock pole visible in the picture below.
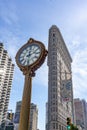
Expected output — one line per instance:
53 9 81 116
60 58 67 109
15 38 48 130
18 70 34 130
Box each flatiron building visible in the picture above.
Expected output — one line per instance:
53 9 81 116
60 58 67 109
47 25 74 130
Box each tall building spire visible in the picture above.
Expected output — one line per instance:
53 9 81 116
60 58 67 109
47 25 73 130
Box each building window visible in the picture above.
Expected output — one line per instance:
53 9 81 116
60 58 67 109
52 88 56 92
56 123 58 129
53 94 55 98
52 47 56 51
62 126 63 130
53 38 55 42
53 123 55 129
52 66 56 70
53 33 55 37
52 76 56 80
52 82 56 86
52 52 56 55
59 124 61 130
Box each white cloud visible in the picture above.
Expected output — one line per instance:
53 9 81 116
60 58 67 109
72 43 87 99
0 27 23 63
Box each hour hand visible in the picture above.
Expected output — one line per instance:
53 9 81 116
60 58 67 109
26 52 32 57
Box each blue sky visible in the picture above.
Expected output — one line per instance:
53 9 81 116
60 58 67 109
0 0 87 130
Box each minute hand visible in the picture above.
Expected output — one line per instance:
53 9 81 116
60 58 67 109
30 49 40 55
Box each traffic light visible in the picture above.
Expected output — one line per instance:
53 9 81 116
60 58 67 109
7 112 14 120
10 113 12 120
67 117 71 130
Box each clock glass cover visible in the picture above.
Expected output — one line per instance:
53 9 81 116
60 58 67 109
18 43 41 66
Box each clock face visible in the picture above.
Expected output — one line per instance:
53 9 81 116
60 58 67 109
18 43 41 66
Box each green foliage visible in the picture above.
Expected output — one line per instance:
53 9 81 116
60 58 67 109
70 124 78 130
66 118 78 130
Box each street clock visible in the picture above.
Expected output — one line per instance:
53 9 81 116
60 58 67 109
15 38 48 75
15 38 47 130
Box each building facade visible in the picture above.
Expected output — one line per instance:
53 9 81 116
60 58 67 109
29 103 38 130
0 43 14 124
14 101 38 130
46 102 48 130
74 98 87 130
47 25 73 130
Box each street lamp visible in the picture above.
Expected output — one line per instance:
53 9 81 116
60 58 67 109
15 38 48 130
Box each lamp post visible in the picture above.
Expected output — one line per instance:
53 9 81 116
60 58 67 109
15 38 48 130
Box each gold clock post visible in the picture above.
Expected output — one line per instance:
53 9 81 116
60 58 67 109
15 38 48 130
18 71 32 130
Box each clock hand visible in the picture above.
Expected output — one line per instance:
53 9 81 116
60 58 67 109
26 52 32 57
29 47 40 54
29 50 40 56
26 53 35 62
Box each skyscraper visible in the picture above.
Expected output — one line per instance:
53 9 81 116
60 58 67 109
14 101 38 130
47 25 73 130
46 102 48 130
29 103 38 130
0 43 14 124
74 98 87 130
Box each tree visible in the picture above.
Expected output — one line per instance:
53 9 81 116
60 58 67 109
71 124 78 130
